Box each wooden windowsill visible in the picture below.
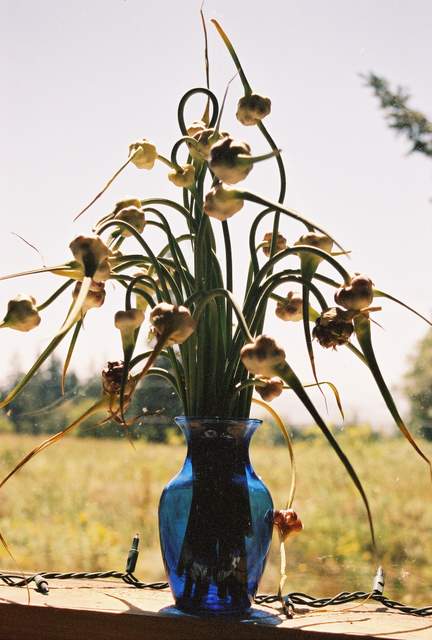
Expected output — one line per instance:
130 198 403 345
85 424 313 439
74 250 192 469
0 579 429 640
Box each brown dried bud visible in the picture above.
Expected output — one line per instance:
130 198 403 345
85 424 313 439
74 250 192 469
69 235 111 282
275 292 303 322
209 136 252 184
188 128 229 161
240 335 286 378
168 164 195 188
204 183 244 221
101 361 135 398
236 93 271 126
129 139 157 169
273 509 303 541
114 206 145 237
72 280 106 313
262 232 287 257
150 302 196 346
335 273 374 311
1 295 41 332
256 377 284 402
312 307 355 349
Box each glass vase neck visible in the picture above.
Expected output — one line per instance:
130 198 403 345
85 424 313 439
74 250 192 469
174 416 262 446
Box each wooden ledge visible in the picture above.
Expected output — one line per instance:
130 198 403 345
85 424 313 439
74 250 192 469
0 579 430 640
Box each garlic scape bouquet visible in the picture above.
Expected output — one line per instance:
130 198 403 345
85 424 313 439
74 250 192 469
1 17 431 551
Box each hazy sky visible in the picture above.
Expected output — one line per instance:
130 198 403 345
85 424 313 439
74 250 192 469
1 0 431 427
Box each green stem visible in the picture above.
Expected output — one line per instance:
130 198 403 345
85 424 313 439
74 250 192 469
242 192 346 253
177 88 219 136
277 361 376 550
37 280 74 311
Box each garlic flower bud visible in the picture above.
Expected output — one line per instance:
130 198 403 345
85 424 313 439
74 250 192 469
273 509 303 541
115 206 145 236
115 308 144 350
150 303 196 346
209 136 253 184
129 139 157 169
1 295 41 332
69 235 111 282
312 307 355 349
275 292 303 322
204 183 244 221
111 198 142 216
240 335 286 378
236 93 271 126
72 280 106 313
294 231 333 255
188 128 228 161
335 273 374 311
255 377 284 402
262 232 287 257
187 120 207 137
168 164 195 188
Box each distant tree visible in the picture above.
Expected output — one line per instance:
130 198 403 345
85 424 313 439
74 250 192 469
79 356 182 441
403 329 432 440
4 357 79 435
365 73 432 438
0 356 181 442
365 73 432 160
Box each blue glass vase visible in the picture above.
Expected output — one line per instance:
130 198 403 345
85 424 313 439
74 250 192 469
158 417 273 614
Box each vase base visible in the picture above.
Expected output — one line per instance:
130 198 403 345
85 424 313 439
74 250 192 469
174 597 252 616
174 587 253 616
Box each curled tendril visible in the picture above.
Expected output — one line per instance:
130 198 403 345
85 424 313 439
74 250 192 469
177 87 219 136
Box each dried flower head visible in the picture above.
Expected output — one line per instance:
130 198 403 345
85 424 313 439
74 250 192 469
335 273 374 311
150 302 196 346
72 280 106 313
1 295 41 332
275 292 303 322
209 136 253 184
101 361 135 398
312 307 355 349
236 93 271 126
240 335 286 377
273 509 303 541
168 164 195 188
114 206 146 237
129 139 157 169
262 232 287 257
69 235 111 282
255 377 284 401
204 183 244 221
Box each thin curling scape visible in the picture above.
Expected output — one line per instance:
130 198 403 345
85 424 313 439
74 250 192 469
1 10 432 618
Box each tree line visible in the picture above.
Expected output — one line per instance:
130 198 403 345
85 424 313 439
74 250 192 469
0 356 182 442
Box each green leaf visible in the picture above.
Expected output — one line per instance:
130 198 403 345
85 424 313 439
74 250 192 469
277 361 376 550
354 313 432 478
61 319 83 394
374 289 432 327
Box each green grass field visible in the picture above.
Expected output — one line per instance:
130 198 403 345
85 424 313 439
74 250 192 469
0 428 431 605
